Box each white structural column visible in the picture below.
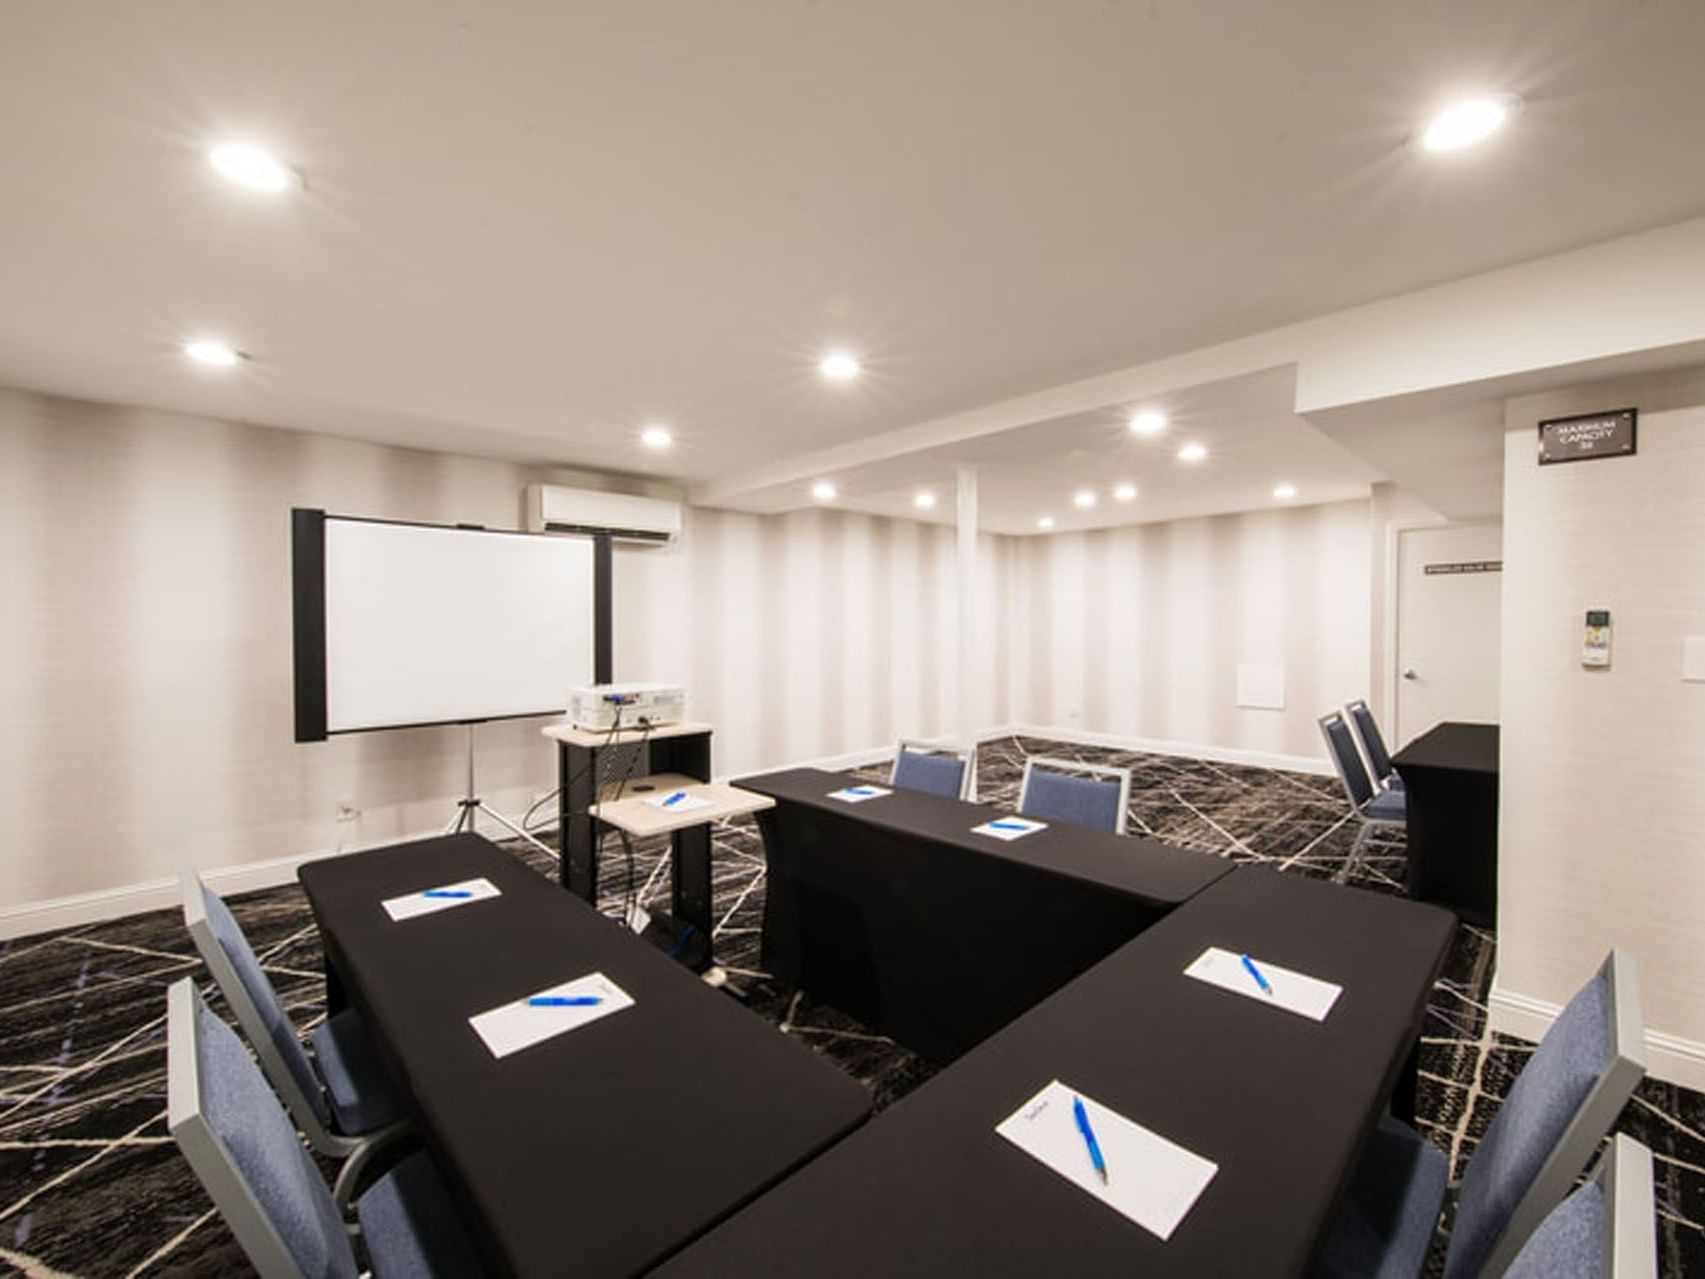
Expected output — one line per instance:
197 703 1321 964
955 465 979 748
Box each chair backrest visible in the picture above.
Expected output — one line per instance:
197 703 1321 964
1318 711 1375 811
891 739 974 801
167 979 358 1279
1017 756 1130 834
1445 949 1646 1279
181 872 331 1136
1345 699 1394 783
1504 1134 1656 1279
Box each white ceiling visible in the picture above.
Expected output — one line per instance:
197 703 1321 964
3 1 1704 523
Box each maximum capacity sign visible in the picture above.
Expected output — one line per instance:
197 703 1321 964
1537 408 1636 465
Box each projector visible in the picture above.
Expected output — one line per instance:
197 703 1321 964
568 683 686 731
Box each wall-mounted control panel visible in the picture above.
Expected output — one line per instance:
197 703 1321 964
1583 610 1612 669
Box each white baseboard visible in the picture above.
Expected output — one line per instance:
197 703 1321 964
1490 981 1705 1093
0 824 465 942
978 722 1333 778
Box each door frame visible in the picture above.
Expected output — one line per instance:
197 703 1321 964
1383 519 1501 744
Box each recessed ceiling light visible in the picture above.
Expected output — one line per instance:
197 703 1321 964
1415 94 1522 153
183 338 241 367
1113 483 1137 501
1129 409 1168 436
1177 442 1208 463
1073 490 1097 509
812 480 837 501
208 142 297 193
640 424 673 449
1037 516 1055 531
1273 483 1298 500
819 351 862 381
914 491 936 510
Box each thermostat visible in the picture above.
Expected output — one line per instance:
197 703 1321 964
1583 610 1612 669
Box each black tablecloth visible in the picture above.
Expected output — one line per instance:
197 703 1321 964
654 867 1456 1278
740 768 1233 1061
1392 722 1500 926
299 834 871 1278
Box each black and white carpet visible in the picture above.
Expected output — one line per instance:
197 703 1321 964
0 735 1700 1276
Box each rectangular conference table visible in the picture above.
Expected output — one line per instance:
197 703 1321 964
740 767 1234 1061
299 833 872 1277
1392 721 1499 927
656 866 1457 1278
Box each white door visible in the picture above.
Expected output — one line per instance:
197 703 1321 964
1395 523 1503 744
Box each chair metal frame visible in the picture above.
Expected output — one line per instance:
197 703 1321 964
1603 1132 1658 1279
890 738 977 801
1016 755 1131 835
166 978 350 1279
1344 698 1399 789
181 870 407 1208
1318 710 1405 884
1476 948 1647 1277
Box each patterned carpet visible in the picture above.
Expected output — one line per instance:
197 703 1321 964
0 734 1700 1276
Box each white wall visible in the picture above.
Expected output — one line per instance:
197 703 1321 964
1494 368 1705 1086
1004 500 1371 766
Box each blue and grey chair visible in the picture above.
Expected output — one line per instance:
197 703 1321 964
167 979 484 1279
1310 949 1646 1279
1505 1133 1656 1279
1346 699 1404 794
891 739 976 801
1016 756 1130 834
182 871 407 1207
1319 710 1406 883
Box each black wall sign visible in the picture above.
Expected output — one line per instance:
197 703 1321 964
1538 408 1636 465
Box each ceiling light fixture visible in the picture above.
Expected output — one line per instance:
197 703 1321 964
819 351 862 381
1037 516 1055 531
208 142 297 193
1113 483 1137 501
1073 490 1097 509
1415 94 1522 152
1273 483 1298 500
914 491 936 510
183 338 242 367
1129 408 1168 436
1177 442 1208 463
812 480 837 501
640 424 673 449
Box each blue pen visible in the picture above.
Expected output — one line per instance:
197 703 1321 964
1240 953 1274 996
527 995 602 1008
990 819 1030 831
1072 1095 1108 1184
661 791 687 807
422 889 473 899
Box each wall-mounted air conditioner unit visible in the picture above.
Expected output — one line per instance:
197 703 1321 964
524 484 682 544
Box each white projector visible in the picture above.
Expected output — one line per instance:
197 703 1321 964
568 683 686 731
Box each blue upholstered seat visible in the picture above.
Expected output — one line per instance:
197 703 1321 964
1019 763 1126 833
1309 1115 1449 1279
1347 699 1403 792
1309 952 1643 1279
169 980 483 1279
1365 788 1407 822
313 1008 407 1135
892 747 968 800
1504 1179 1605 1279
357 1150 487 1279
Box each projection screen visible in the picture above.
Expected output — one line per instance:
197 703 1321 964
292 510 596 740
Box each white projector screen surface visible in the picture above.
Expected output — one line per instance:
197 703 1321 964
323 519 594 733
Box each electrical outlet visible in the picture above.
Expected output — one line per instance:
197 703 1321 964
336 797 360 823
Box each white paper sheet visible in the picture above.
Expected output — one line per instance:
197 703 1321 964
381 877 502 923
468 972 634 1060
972 816 1048 841
1183 946 1343 1022
643 790 711 812
996 1080 1218 1241
828 784 892 803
